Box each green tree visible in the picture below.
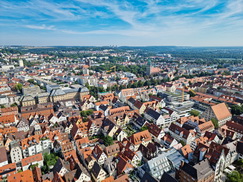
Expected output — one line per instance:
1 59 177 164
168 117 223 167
222 71 231 76
189 110 200 116
180 140 186 146
42 153 59 173
227 171 243 182
230 105 243 115
140 126 148 131
14 83 23 92
10 103 18 107
28 79 35 84
80 109 93 117
211 118 219 129
103 136 114 146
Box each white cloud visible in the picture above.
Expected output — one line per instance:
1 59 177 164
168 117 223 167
25 24 56 30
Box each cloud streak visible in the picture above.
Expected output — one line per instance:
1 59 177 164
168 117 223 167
0 0 243 46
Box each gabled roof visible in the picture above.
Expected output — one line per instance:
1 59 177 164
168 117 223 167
236 141 243 155
91 161 104 178
160 172 178 182
129 130 152 146
21 153 43 167
52 158 70 174
117 156 133 175
145 108 161 120
7 170 34 182
211 103 232 121
0 147 7 163
180 159 213 180
146 123 162 137
133 100 143 109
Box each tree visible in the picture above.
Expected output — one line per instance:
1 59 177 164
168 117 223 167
189 110 200 116
180 140 186 146
230 105 243 115
140 126 148 131
222 71 231 76
103 136 114 146
211 118 219 129
42 153 59 173
80 109 93 117
10 103 18 107
14 83 23 92
227 171 243 182
28 79 35 84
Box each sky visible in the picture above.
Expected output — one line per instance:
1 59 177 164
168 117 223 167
1 0 243 46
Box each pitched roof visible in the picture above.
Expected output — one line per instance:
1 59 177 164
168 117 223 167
91 162 104 178
0 147 7 163
180 159 214 180
211 103 232 121
146 123 162 137
129 130 152 146
181 144 193 158
145 108 161 120
21 153 43 167
236 141 243 155
104 143 120 156
160 172 178 182
7 170 34 182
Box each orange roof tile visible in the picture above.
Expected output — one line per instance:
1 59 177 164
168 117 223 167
211 103 232 121
7 169 34 182
21 153 43 167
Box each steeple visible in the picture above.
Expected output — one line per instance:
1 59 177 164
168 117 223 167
146 59 152 75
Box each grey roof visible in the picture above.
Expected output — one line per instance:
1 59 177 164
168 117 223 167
144 153 171 180
160 172 178 182
141 172 158 182
164 148 187 169
236 141 243 155
91 162 102 178
21 95 35 101
145 108 161 120
79 87 89 93
128 97 136 104
63 88 79 94
75 163 90 178
38 92 49 97
180 159 214 180
50 89 65 96
135 116 147 127
52 158 70 174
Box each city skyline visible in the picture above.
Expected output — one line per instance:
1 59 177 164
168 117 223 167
1 0 243 46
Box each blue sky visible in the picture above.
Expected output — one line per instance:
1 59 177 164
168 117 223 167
1 0 243 46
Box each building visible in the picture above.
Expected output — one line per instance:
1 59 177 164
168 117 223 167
7 169 34 182
179 159 214 182
146 60 161 75
0 147 8 167
129 130 152 150
22 85 41 96
142 153 172 180
21 153 44 171
201 103 232 126
18 59 24 67
10 141 23 163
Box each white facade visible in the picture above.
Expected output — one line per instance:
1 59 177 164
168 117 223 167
22 139 53 158
10 146 23 163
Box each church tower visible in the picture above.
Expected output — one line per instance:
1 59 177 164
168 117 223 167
146 59 152 75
